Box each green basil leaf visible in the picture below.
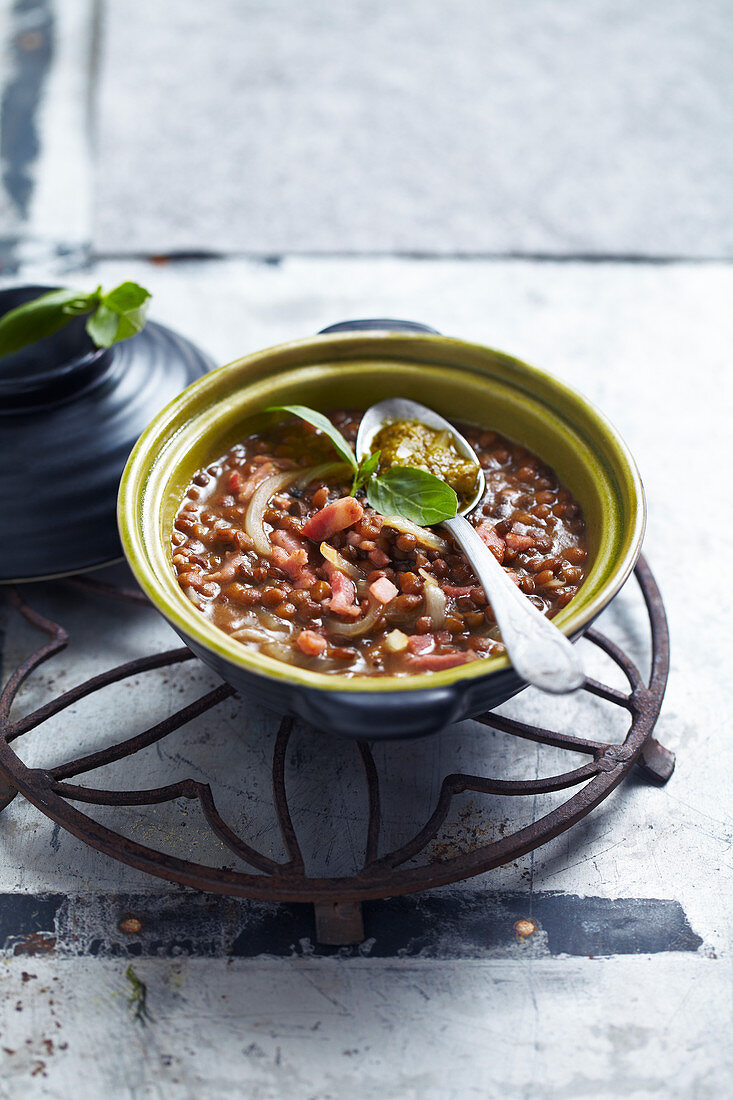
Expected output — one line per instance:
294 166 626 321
85 303 121 348
267 405 357 470
367 466 458 526
63 289 101 316
351 450 381 495
88 282 151 347
0 288 96 358
0 281 152 357
85 283 151 348
101 281 151 313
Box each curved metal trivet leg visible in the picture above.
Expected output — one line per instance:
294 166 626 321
0 557 675 947
630 555 675 783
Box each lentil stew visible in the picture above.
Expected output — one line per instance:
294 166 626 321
171 410 588 676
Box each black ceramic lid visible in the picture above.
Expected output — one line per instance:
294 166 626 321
0 285 215 582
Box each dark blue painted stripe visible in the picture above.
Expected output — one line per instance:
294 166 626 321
1 0 52 215
0 890 704 959
0 0 53 271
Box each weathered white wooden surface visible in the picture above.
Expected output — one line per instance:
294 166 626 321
93 0 733 257
1 0 732 1096
2 957 731 1097
2 257 731 1097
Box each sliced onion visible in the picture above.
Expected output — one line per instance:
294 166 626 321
260 641 293 661
256 611 292 633
245 462 351 557
320 541 365 582
419 568 446 628
380 515 447 552
325 597 383 638
231 607 292 643
245 469 306 556
183 585 204 607
384 605 420 629
231 627 272 643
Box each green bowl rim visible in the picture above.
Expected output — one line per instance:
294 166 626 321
118 331 646 695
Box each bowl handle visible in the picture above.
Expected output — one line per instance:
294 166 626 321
318 318 441 335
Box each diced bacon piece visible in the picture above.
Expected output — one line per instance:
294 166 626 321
301 497 364 541
272 529 305 555
443 582 489 604
296 630 327 656
406 653 472 672
270 528 317 587
369 576 399 604
505 531 535 552
408 634 435 655
271 547 316 588
326 569 361 618
368 548 391 567
237 461 277 502
226 470 242 493
476 521 506 562
505 570 521 586
271 545 304 572
208 552 244 583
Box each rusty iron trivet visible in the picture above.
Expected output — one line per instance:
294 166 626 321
0 557 673 945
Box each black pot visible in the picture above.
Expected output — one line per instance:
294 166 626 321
0 285 215 582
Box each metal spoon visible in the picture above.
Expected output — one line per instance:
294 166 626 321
356 398 585 693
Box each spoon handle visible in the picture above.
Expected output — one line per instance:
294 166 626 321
442 516 585 694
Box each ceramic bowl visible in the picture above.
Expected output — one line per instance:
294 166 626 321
0 285 215 582
118 320 645 740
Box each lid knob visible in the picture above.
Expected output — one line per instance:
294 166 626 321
0 286 113 412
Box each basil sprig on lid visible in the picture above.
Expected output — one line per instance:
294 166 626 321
0 281 152 357
267 405 458 526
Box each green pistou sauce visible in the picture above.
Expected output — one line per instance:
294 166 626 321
372 419 481 509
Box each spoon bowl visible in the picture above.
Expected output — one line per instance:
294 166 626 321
356 397 486 514
356 397 586 694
